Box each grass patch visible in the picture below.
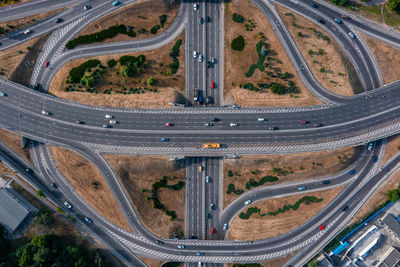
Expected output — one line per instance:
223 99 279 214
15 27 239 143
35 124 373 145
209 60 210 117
245 40 265 77
227 184 244 195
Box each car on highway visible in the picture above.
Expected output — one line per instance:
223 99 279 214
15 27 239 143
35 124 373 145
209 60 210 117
165 122 173 126
210 227 216 234
211 57 216 64
211 118 219 122
341 14 348 19
193 51 198 58
309 1 316 7
298 186 306 191
313 122 321 127
210 203 215 210
368 142 374 151
244 200 252 205
301 120 309 124
371 155 378 162
323 180 331 185
211 82 215 88
193 3 198 10
204 123 213 127
177 245 185 249
84 5 91 10
258 118 266 122
196 252 205 256
0 92 7 96
315 17 324 23
156 240 164 245
269 127 278 130
342 205 349 212
206 176 211 183
23 29 32 35
199 54 203 62
161 138 169 141
84 217 93 224
105 114 113 118
348 32 355 39
348 169 356 175
25 168 33 174
113 1 119 6
41 110 50 115
223 223 229 231
200 17 204 24
206 212 211 219
334 18 342 24
64 201 72 209
319 225 326 231
109 120 117 124
102 124 111 128
230 123 238 127
43 61 49 68
54 18 63 23
199 166 203 172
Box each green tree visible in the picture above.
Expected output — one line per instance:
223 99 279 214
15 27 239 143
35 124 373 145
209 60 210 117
388 0 400 13
231 35 245 51
35 210 54 225
36 189 45 198
387 188 400 202
80 72 96 88
147 77 156 86
107 59 117 68
120 65 134 77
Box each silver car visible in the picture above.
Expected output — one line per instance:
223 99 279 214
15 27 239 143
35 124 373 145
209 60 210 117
199 54 203 62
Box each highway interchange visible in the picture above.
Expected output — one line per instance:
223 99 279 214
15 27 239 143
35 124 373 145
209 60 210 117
0 0 400 266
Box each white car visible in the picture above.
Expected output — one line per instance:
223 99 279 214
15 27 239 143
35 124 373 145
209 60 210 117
0 92 6 96
109 120 117 124
199 54 203 62
257 118 266 122
204 123 213 127
193 3 198 10
230 123 238 127
64 201 72 209
23 29 31 35
368 143 373 151
41 110 49 115
177 245 185 249
193 51 198 58
348 32 355 39
211 57 216 64
105 114 113 119
84 5 91 10
84 217 93 223
223 223 229 231
206 176 211 183
244 200 252 205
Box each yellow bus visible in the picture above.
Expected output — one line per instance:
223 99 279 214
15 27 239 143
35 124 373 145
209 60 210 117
202 143 220 149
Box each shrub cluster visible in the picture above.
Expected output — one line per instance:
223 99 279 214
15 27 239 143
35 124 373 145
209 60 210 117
267 196 323 216
66 24 128 49
151 25 161 34
227 184 244 195
239 207 265 220
168 39 182 74
245 41 265 77
107 59 117 68
245 176 278 190
331 0 348 7
243 83 259 92
228 170 234 177
231 35 245 51
67 59 101 83
118 55 146 77
159 14 167 27
232 13 245 23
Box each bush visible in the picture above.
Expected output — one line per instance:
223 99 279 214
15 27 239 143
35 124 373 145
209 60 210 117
36 189 45 198
147 77 156 86
66 24 127 49
245 176 279 190
239 207 262 220
168 39 182 74
331 0 348 6
389 0 400 13
56 207 64 214
228 170 234 177
231 35 245 51
107 59 117 68
232 13 245 23
150 25 161 34
245 41 265 77
159 15 167 27
227 184 244 195
35 210 54 225
267 196 323 216
68 59 101 83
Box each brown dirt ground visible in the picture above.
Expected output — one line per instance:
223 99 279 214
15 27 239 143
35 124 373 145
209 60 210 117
0 162 17 177
228 253 296 267
227 186 344 241
362 34 400 85
49 31 185 109
223 146 360 208
350 169 400 224
276 5 358 96
0 8 65 37
0 35 43 79
381 134 400 166
104 155 186 239
223 0 322 107
50 146 131 231
0 0 31 7
0 128 32 164
137 256 164 267
77 0 179 43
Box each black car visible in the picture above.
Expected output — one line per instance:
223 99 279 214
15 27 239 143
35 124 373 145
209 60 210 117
342 205 349 211
211 118 219 122
189 235 198 239
316 18 324 23
54 18 63 23
371 155 378 162
156 240 164 245
323 180 331 185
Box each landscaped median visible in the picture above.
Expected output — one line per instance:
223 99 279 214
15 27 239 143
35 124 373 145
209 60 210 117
223 146 361 208
226 187 344 241
104 155 186 239
224 0 322 107
49 32 185 109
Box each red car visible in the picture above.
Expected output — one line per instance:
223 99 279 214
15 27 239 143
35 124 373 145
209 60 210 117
319 225 326 231
211 227 215 234
211 82 215 89
44 61 49 68
165 122 173 127
301 120 309 124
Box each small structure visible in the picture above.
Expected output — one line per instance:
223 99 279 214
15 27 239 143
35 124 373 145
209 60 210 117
0 187 38 233
377 247 400 267
382 213 400 238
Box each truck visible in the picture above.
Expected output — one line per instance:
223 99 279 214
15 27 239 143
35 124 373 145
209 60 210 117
202 143 220 149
